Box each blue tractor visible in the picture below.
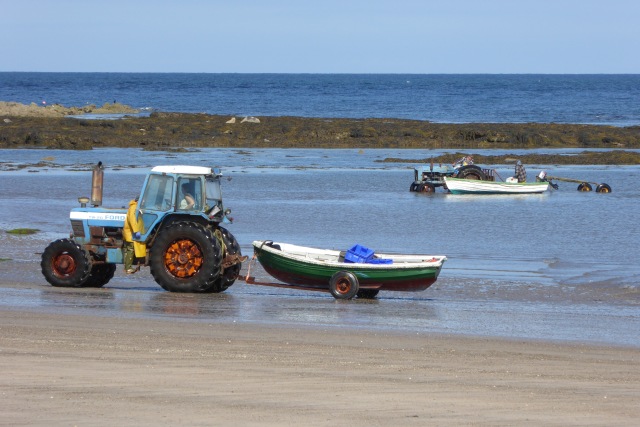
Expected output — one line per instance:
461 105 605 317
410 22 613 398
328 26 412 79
409 157 496 193
41 163 245 293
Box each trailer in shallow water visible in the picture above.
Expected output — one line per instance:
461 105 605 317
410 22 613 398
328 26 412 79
537 171 612 193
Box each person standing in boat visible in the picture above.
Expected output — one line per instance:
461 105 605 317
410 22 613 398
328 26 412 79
515 160 527 182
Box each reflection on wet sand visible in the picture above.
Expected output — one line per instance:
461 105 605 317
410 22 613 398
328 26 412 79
146 292 237 317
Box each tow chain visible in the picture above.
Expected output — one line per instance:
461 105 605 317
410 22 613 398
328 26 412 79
241 253 257 284
235 253 299 289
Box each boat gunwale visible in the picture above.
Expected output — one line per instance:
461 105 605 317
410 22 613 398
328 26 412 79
443 176 549 194
252 241 446 270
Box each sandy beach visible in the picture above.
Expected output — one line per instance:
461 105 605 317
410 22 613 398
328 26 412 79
1 305 639 426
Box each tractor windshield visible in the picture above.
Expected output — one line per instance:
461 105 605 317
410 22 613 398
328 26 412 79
139 174 174 211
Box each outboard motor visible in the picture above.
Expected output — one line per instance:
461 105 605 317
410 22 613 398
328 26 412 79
537 170 559 189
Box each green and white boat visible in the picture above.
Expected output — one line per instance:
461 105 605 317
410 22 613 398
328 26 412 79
251 240 447 299
444 177 549 194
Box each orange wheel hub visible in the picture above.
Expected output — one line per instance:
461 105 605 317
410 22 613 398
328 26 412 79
52 253 76 277
163 239 204 278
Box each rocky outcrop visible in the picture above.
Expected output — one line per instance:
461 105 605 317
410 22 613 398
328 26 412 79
0 101 138 118
1 104 639 158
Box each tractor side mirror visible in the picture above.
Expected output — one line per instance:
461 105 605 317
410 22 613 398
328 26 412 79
224 208 233 224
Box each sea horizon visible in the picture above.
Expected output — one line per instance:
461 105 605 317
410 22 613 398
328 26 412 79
1 72 639 125
2 71 639 74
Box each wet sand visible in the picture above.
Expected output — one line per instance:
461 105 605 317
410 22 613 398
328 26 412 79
2 306 639 426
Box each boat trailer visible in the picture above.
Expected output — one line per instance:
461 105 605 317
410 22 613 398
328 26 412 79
537 171 611 193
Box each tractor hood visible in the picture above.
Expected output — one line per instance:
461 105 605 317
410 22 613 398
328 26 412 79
70 207 127 228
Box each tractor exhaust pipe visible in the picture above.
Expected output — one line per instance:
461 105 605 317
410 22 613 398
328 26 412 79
91 161 104 207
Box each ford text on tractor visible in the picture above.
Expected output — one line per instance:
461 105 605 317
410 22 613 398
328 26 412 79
41 163 245 293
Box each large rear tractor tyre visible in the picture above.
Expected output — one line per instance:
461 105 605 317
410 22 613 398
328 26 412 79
41 239 92 287
207 227 243 293
84 263 117 288
457 165 486 181
150 222 223 293
596 183 612 193
329 271 359 300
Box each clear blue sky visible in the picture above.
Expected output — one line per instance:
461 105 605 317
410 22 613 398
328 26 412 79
1 0 638 73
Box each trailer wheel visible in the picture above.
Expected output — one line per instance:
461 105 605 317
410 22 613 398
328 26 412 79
596 183 612 193
419 182 436 193
457 165 486 181
329 271 359 300
577 182 593 192
84 263 117 288
207 227 243 293
41 239 92 287
150 222 222 293
357 289 379 299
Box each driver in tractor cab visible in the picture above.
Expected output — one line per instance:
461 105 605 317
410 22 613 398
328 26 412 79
179 183 196 210
453 155 474 168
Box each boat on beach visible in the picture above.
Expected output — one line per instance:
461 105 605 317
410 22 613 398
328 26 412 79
444 177 549 194
249 240 447 299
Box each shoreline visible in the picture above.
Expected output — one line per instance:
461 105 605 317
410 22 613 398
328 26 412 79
1 238 638 348
2 308 639 426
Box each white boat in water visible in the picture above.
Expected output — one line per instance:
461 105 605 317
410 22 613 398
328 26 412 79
444 177 549 194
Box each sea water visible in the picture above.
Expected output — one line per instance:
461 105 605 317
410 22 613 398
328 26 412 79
0 148 639 346
1 73 639 125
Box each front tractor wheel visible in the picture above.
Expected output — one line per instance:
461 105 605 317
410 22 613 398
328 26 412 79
150 222 223 293
41 239 92 287
84 263 117 288
419 182 436 193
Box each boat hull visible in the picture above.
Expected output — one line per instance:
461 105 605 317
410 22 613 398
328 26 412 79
252 241 445 292
444 177 549 194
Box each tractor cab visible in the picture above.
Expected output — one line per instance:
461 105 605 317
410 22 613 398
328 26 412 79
137 166 231 239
